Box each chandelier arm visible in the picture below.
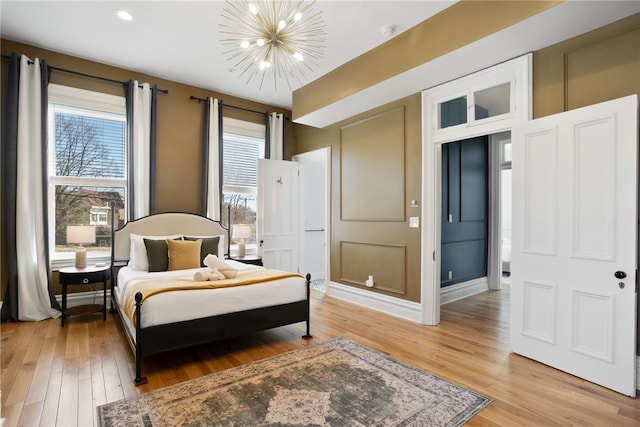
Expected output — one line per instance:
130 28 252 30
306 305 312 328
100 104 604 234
220 0 326 91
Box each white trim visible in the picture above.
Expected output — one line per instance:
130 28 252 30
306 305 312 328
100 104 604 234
223 117 265 138
327 281 423 323
440 277 489 305
421 54 532 325
48 83 125 113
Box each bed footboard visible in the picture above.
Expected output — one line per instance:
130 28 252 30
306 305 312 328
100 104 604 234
130 273 312 385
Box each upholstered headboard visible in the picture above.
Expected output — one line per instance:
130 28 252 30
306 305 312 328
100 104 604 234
111 212 229 263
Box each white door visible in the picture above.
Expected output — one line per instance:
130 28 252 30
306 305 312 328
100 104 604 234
511 95 637 396
293 148 329 287
257 159 299 272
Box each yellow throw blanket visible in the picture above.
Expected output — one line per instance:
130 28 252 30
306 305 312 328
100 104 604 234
123 269 302 326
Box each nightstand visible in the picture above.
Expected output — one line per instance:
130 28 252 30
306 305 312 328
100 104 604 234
230 255 263 266
59 265 110 326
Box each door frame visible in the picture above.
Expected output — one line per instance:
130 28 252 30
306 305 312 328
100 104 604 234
293 147 331 292
421 55 532 325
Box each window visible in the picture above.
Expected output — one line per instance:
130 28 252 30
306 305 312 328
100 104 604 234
48 84 127 265
221 118 265 255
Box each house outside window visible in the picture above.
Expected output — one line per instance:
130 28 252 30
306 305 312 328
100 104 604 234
221 118 265 255
48 84 127 266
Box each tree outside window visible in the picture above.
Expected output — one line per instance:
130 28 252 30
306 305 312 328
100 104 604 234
48 85 127 262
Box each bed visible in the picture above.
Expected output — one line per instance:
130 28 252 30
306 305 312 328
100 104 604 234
110 212 312 385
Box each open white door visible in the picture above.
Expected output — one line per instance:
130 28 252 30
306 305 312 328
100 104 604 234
511 95 637 396
257 159 299 272
293 147 330 288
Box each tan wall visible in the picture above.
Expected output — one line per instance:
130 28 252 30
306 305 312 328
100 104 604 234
294 94 423 302
291 14 640 305
0 39 291 298
533 14 640 117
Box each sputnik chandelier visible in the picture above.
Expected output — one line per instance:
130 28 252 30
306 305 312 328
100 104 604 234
220 0 326 90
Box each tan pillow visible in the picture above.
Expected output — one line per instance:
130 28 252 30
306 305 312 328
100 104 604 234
167 239 202 271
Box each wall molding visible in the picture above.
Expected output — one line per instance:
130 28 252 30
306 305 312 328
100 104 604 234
440 277 489 305
327 281 422 323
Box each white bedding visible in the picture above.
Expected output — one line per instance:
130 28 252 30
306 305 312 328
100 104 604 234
115 259 307 335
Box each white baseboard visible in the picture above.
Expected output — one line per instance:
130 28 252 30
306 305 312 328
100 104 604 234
440 277 489 305
327 281 423 323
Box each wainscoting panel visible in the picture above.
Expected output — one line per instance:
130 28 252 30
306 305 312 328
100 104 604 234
522 280 557 344
571 117 615 261
340 107 405 221
340 241 406 295
571 288 614 362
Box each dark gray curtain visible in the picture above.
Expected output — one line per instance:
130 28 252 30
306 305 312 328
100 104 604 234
124 81 135 221
1 53 20 322
1 53 60 322
264 112 271 159
149 85 158 214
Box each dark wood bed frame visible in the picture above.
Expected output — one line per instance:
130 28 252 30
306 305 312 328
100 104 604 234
110 211 312 385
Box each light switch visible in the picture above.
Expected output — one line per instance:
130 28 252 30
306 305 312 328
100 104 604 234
409 217 419 228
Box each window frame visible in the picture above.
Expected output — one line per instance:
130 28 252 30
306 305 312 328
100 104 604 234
48 84 127 268
222 117 265 255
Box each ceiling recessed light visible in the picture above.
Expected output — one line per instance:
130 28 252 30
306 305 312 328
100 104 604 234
115 10 133 21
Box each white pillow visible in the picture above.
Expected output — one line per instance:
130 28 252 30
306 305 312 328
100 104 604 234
129 233 182 271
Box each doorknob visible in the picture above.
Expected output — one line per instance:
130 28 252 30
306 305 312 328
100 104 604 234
614 271 626 279
259 239 264 247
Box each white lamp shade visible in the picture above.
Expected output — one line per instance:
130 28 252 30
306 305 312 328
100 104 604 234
232 224 251 240
66 225 96 245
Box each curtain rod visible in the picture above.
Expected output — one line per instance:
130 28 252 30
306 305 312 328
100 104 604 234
189 95 290 121
1 53 169 94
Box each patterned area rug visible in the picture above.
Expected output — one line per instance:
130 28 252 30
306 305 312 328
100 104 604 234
97 337 491 426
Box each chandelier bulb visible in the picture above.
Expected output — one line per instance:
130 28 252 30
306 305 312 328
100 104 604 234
248 3 258 15
256 38 265 47
293 52 304 61
294 12 303 21
278 20 286 31
240 40 250 49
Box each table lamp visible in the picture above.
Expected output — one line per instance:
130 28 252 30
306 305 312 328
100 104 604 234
67 225 96 268
232 224 251 258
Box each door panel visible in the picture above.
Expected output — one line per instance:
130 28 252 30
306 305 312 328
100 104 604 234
257 159 299 272
511 95 637 396
298 156 327 282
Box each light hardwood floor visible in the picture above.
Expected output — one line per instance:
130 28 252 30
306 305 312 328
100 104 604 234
2 288 639 426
